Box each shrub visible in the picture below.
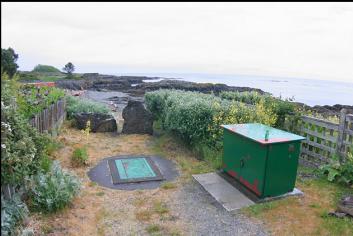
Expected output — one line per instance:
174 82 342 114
72 146 89 167
17 84 65 119
18 72 38 82
27 161 80 213
66 96 110 118
220 91 265 104
1 194 29 236
1 74 50 185
320 149 353 187
146 90 277 148
220 91 297 129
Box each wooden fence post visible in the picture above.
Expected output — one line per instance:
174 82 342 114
336 108 347 162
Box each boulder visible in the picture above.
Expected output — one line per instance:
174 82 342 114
73 113 117 132
122 100 153 135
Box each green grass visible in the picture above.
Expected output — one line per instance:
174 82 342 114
45 139 64 155
88 182 98 187
243 175 353 235
193 142 222 169
153 201 169 215
146 224 161 234
160 182 177 190
151 132 216 176
242 199 285 217
320 214 353 235
71 146 89 167
96 192 105 197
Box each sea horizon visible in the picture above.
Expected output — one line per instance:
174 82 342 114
112 72 353 107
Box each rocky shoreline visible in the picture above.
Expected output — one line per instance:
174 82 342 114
55 73 352 116
55 73 266 95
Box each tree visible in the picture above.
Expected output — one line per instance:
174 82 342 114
62 62 75 75
1 48 19 77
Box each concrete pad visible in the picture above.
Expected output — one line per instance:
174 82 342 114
193 172 304 212
193 172 255 212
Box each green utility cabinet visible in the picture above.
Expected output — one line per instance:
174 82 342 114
222 123 305 198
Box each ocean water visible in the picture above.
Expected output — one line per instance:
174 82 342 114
117 72 353 106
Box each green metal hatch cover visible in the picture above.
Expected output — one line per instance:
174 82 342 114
108 157 164 184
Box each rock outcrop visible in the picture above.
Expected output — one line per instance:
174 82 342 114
73 113 117 132
55 73 266 96
122 100 153 135
125 79 266 96
55 79 89 90
311 104 353 117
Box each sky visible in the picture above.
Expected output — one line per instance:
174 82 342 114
2 2 353 83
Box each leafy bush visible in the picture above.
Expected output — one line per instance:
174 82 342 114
18 72 38 82
320 149 353 187
1 74 50 185
17 84 65 119
220 91 297 129
220 91 265 104
27 161 80 213
145 89 277 153
66 95 110 118
1 194 29 236
72 146 89 167
32 64 61 73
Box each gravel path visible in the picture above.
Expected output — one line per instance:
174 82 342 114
172 180 268 236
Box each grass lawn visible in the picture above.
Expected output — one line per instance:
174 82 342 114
19 71 83 82
242 166 353 236
29 121 352 235
28 122 214 235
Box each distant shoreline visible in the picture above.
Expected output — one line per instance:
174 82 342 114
49 73 353 116
112 72 353 106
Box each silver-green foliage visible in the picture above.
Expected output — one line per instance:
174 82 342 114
27 161 80 213
66 95 110 118
1 194 29 236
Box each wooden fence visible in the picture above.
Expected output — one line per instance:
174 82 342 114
288 109 353 166
29 98 66 135
1 184 19 200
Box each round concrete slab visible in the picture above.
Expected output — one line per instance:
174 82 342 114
87 155 179 190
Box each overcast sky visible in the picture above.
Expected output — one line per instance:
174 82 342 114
2 2 353 83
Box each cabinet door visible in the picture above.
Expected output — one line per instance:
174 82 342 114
238 138 267 196
263 141 301 197
223 129 242 178
223 130 267 196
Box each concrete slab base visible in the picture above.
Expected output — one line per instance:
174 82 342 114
193 172 255 211
193 172 304 212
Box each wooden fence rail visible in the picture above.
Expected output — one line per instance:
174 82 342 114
287 109 353 166
29 98 66 135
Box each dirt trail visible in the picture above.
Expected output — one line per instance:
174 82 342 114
29 123 267 236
